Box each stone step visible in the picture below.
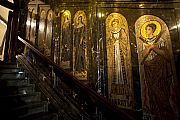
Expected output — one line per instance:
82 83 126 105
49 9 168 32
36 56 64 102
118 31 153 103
0 101 49 120
0 68 20 73
0 72 26 79
18 84 35 94
0 63 18 68
0 92 41 104
14 101 49 118
0 78 30 86
0 84 35 95
0 62 22 73
0 62 59 120
19 112 59 120
19 92 41 103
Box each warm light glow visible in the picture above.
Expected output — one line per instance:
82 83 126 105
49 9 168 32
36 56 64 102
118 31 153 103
0 19 7 27
178 23 180 27
97 12 104 18
64 10 70 16
139 4 143 7
18 36 23 41
26 20 31 26
139 4 145 8
170 23 180 30
39 22 45 32
31 20 36 28
8 0 14 3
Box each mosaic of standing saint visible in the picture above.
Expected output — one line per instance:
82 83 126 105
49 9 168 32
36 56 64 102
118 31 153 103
38 9 46 54
73 10 87 80
60 10 72 69
45 10 53 57
30 9 36 45
26 10 31 41
135 15 179 120
106 13 133 109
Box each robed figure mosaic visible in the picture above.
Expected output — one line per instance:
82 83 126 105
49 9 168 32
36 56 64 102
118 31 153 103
73 11 87 80
60 10 72 69
26 10 31 41
30 9 36 45
106 13 133 109
135 15 179 120
38 10 46 54
44 10 53 57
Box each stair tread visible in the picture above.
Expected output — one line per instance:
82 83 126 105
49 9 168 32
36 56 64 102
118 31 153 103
12 101 48 110
19 112 58 120
0 83 34 88
0 69 20 74
0 102 49 120
17 83 35 87
1 79 30 86
0 92 41 98
0 71 24 74
0 71 21 74
0 75 26 80
0 101 47 111
0 84 34 90
0 61 16 64
0 78 27 80
0 62 58 120
0 65 18 68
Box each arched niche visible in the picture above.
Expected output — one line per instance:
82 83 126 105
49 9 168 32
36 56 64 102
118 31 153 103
135 15 179 120
44 9 53 58
59 10 72 70
106 12 133 109
73 10 88 80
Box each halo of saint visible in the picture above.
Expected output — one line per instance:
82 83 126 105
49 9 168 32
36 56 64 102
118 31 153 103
141 20 161 39
73 10 87 28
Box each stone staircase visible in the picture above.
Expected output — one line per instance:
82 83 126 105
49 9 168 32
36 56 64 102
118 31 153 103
0 62 58 120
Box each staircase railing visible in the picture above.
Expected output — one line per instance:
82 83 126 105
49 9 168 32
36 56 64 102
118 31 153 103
17 36 135 120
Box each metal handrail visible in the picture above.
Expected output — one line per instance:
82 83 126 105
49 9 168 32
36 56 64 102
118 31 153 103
18 36 135 120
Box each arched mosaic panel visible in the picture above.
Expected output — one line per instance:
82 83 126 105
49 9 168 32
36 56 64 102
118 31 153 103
26 9 31 40
135 15 179 120
60 10 72 69
106 13 133 109
38 9 46 53
73 10 88 80
30 9 36 45
45 9 53 58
